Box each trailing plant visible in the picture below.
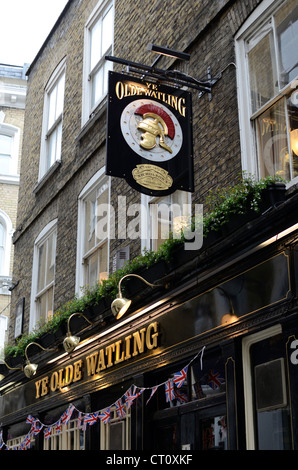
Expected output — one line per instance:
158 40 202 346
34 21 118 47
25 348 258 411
203 173 286 235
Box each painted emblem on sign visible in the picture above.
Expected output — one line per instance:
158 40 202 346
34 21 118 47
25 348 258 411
120 99 183 162
132 164 173 191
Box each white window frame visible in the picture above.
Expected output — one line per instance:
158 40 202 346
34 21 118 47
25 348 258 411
29 219 57 331
76 168 111 295
39 59 66 180
81 0 114 126
141 190 191 252
100 406 131 450
235 0 298 186
242 324 282 450
43 418 85 450
0 123 20 184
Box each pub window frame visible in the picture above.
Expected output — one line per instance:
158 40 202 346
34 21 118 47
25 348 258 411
141 190 191 252
100 406 131 450
29 219 57 331
39 58 66 180
0 123 20 179
82 0 114 125
43 418 85 450
235 0 298 185
76 168 111 295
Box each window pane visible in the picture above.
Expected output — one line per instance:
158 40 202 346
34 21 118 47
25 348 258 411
256 99 290 179
48 86 57 130
99 242 108 282
86 250 99 286
276 1 298 86
0 222 4 246
102 6 113 55
46 232 56 285
91 66 103 108
248 30 278 113
56 74 65 118
37 242 46 292
201 416 227 450
90 19 101 70
96 183 109 243
0 134 12 174
37 231 56 295
84 193 96 254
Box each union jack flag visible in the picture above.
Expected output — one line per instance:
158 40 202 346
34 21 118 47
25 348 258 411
98 407 111 424
22 434 31 449
165 379 175 402
174 389 188 404
44 427 52 440
115 398 126 419
55 421 62 434
146 386 158 405
83 412 98 429
124 386 138 409
26 415 36 426
78 412 83 429
31 421 42 436
173 366 188 388
60 404 75 426
207 370 225 390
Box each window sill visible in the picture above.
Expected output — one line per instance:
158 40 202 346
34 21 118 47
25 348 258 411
33 160 61 194
0 174 20 185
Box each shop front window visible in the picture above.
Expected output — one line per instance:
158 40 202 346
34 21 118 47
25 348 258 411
44 417 85 450
100 406 131 450
201 415 227 450
236 0 298 183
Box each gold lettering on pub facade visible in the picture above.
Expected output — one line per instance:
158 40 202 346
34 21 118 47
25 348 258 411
34 322 159 399
115 80 186 117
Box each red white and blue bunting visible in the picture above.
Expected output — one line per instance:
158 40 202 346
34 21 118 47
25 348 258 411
0 347 205 450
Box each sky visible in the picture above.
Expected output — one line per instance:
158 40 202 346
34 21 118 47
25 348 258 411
0 0 69 66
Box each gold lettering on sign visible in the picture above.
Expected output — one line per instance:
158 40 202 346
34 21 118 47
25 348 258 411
34 322 159 399
115 80 186 117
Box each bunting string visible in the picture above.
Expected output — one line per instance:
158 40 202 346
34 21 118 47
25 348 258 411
0 346 205 450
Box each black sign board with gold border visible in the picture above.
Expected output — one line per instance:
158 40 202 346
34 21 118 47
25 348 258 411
106 71 194 196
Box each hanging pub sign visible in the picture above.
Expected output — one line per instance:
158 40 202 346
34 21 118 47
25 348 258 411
106 71 194 196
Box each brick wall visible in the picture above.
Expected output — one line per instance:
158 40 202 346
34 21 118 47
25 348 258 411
10 0 262 344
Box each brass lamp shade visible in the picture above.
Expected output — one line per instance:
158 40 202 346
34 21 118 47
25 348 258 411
23 342 56 379
62 313 93 354
24 362 38 379
63 334 80 353
111 297 132 320
111 274 163 320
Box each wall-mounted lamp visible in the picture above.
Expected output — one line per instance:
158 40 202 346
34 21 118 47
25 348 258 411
147 43 190 61
24 342 56 379
111 274 164 320
63 313 93 354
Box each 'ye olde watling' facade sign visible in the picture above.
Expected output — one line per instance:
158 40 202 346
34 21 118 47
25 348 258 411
106 71 194 196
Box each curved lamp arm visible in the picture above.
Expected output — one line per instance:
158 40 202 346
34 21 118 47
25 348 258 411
24 342 56 364
117 273 163 297
0 360 22 371
66 312 93 336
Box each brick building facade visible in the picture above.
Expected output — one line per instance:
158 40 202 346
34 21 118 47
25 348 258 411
1 0 298 452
